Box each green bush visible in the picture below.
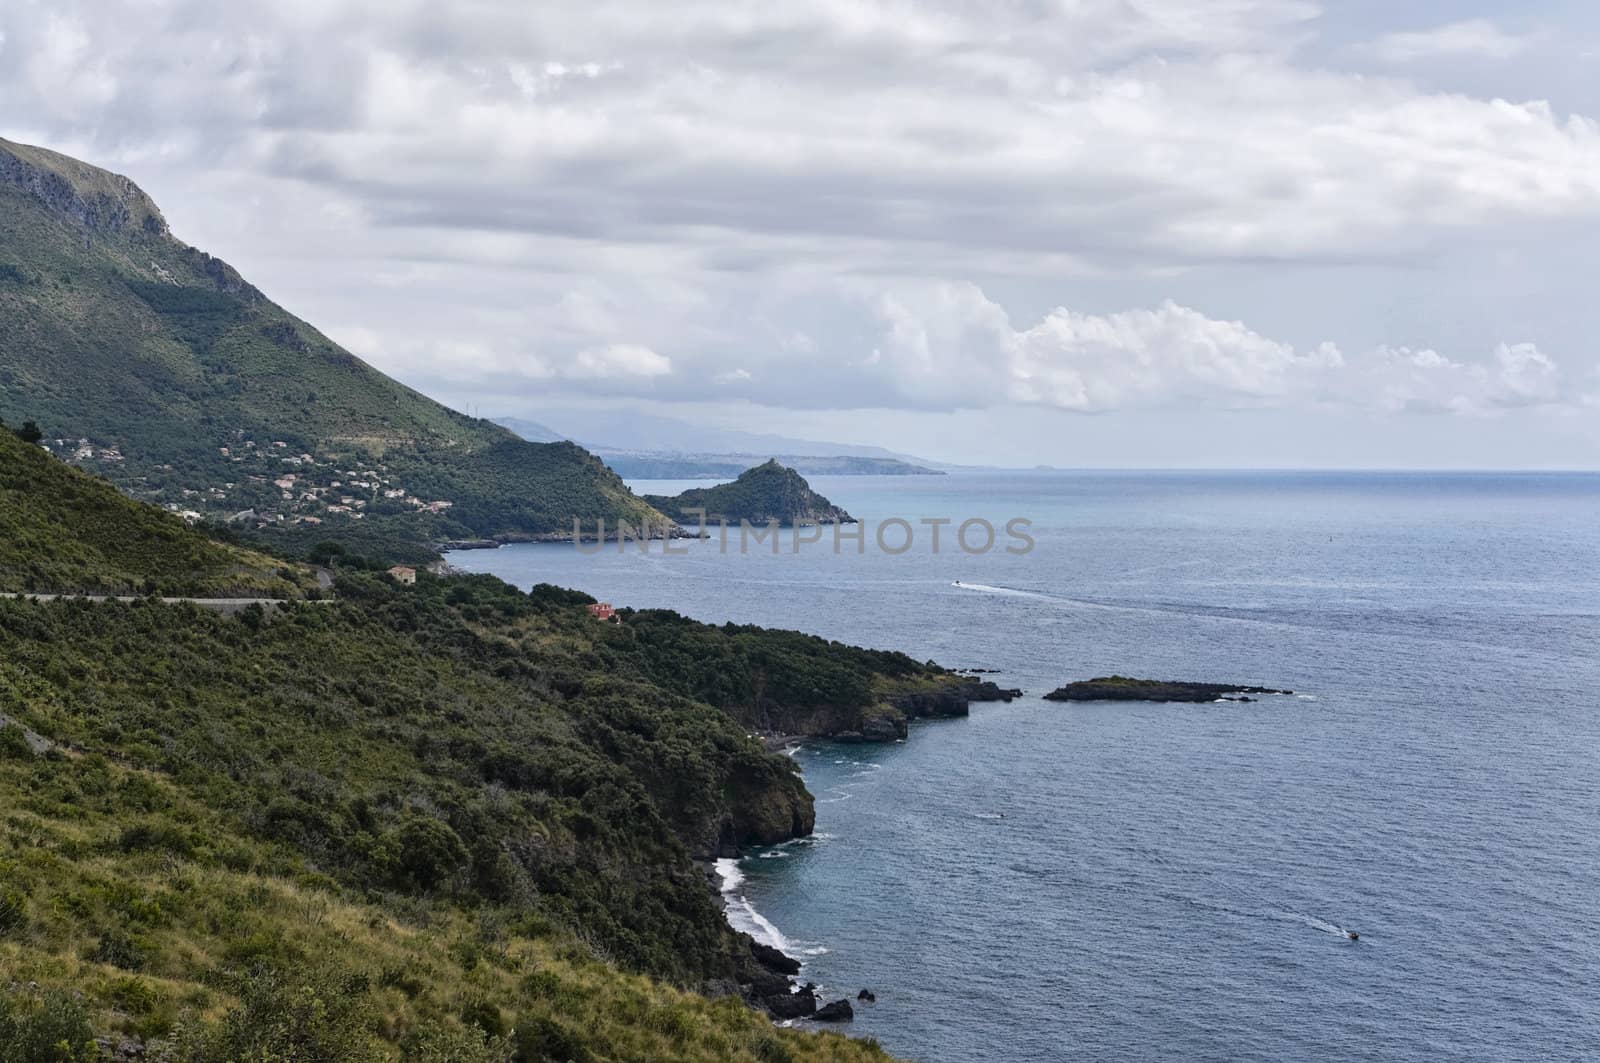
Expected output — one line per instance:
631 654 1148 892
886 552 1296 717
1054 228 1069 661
170 969 387 1063
379 814 468 893
0 991 97 1063
0 724 32 760
0 888 25 937
512 1015 593 1063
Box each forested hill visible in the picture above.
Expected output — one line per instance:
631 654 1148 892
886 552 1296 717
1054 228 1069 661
0 420 310 597
0 137 661 557
0 434 959 1057
645 460 855 526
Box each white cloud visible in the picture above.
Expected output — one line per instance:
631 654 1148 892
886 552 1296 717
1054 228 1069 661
1358 341 1564 414
1364 20 1533 64
569 343 672 380
4 0 1600 461
6 1 1599 272
861 283 1577 416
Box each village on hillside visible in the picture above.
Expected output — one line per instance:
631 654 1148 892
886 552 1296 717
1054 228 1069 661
42 433 456 532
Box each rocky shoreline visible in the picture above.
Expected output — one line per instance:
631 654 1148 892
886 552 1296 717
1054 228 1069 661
721 674 1026 1022
710 860 863 1025
723 671 1299 1024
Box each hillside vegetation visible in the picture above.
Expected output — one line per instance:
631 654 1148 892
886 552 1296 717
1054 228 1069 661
0 137 660 558
644 461 854 527
0 425 310 596
0 449 960 1057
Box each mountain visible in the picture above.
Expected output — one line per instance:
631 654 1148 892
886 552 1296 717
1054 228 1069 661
495 409 947 472
0 427 965 1058
644 460 855 526
0 420 311 597
596 451 940 478
492 415 570 444
0 138 660 558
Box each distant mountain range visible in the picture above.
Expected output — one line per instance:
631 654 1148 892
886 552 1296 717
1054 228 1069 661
495 412 946 477
0 138 658 558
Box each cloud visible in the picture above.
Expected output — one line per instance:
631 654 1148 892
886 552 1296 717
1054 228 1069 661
1359 342 1564 414
569 343 672 380
1364 20 1534 64
860 283 1577 416
5 1 1600 274
3 0 1599 457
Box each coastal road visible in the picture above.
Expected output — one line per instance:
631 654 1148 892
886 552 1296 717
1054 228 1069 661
0 592 327 616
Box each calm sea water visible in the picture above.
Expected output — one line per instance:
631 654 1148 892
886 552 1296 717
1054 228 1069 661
449 471 1600 1062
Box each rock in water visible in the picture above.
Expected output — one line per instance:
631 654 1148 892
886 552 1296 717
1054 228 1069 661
857 988 877 1003
750 939 802 975
1043 676 1292 703
765 983 818 1020
814 999 855 1022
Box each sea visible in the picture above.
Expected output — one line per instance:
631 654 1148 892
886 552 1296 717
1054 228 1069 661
448 470 1600 1062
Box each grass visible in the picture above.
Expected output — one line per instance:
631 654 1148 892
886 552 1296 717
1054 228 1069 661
0 749 886 1061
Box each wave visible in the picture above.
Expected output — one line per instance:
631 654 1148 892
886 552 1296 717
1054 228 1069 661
715 858 797 957
714 857 834 965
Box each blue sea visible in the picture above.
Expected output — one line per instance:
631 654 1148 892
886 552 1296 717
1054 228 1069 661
449 471 1600 1062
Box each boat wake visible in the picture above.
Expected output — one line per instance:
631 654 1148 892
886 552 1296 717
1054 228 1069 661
952 581 1053 600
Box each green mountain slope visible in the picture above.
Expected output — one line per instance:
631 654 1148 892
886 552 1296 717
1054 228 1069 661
0 445 961 1058
0 423 310 596
0 138 660 556
644 460 855 526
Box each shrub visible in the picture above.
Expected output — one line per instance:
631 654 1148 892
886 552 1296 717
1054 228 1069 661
92 928 149 971
402 1023 513 1063
0 724 33 760
169 968 386 1063
378 814 468 893
0 991 97 1063
511 1015 593 1063
0 888 24 937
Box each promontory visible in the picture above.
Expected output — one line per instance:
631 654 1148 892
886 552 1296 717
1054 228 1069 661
644 459 856 526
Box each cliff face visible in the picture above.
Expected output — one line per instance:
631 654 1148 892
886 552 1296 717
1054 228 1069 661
0 138 169 238
747 678 1023 743
644 460 855 526
720 764 816 854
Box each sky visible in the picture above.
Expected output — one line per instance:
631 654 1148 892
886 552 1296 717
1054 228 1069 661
4 0 1600 467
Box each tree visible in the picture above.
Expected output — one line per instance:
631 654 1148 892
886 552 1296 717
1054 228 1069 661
15 421 42 445
307 540 346 566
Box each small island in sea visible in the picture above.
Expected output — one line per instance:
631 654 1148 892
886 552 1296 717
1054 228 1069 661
1044 676 1293 703
643 459 856 527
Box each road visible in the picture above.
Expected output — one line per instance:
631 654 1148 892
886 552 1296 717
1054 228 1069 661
0 592 326 616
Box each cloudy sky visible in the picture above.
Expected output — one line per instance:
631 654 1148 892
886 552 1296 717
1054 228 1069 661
5 0 1600 467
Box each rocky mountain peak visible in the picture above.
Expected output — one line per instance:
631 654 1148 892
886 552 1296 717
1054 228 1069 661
0 137 170 239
